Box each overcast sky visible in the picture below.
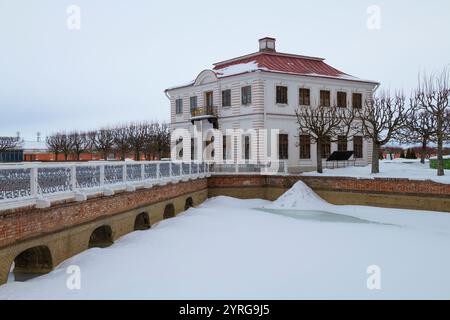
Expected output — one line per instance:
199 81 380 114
1 0 449 140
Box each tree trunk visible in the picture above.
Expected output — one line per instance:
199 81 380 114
437 119 445 176
316 141 323 174
437 136 445 177
420 138 427 164
54 152 58 161
371 141 380 174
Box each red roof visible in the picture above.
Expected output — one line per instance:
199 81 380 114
166 50 378 91
213 51 375 83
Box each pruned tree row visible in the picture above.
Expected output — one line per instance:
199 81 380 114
46 121 170 161
0 137 19 153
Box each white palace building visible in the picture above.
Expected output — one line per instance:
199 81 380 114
165 37 379 173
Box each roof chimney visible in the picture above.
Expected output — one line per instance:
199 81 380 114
259 37 276 52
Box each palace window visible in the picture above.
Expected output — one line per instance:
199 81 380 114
223 135 227 160
320 90 331 107
205 91 213 107
353 136 363 158
299 135 311 159
276 86 288 104
338 136 348 152
190 96 198 110
321 136 331 159
175 98 183 114
278 134 289 160
244 136 250 160
352 93 362 109
337 91 347 108
222 89 231 107
241 86 252 105
299 88 310 106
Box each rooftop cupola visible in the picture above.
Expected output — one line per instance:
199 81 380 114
259 37 276 52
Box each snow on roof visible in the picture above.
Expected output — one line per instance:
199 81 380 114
165 80 195 92
214 61 265 78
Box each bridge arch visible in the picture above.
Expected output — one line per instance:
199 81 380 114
89 225 114 248
163 203 175 219
134 212 151 230
11 245 53 282
185 197 194 210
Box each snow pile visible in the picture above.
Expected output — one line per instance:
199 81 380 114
215 61 266 78
266 181 330 210
200 195 271 209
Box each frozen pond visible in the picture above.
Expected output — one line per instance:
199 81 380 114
258 208 395 226
1 182 450 299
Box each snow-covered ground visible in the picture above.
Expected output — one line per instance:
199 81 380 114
1 182 450 300
303 159 450 184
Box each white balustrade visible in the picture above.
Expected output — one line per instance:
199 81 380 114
0 161 208 209
0 160 288 209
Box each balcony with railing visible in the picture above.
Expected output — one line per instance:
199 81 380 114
190 106 218 118
190 106 218 128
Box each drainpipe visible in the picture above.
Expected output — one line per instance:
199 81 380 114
164 89 171 100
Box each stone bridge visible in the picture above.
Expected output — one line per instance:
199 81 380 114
1 160 449 285
0 161 213 284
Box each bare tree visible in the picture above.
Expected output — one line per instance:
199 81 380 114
295 104 356 173
85 131 98 155
396 103 436 164
69 132 90 161
112 125 130 161
93 128 115 160
357 91 409 174
415 69 450 176
142 122 158 160
46 133 65 161
128 122 147 161
154 122 170 160
0 136 19 153
59 133 74 161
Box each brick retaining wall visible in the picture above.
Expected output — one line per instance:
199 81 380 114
208 175 450 212
208 175 450 197
0 179 207 249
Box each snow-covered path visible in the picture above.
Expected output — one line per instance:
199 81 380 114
1 184 450 300
303 159 450 184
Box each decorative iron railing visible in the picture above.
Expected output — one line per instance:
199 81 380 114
190 106 218 118
211 161 289 175
0 160 288 209
0 161 211 208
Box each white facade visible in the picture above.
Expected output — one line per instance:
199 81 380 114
166 39 379 172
